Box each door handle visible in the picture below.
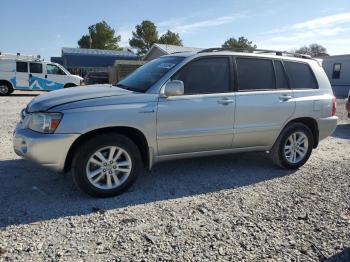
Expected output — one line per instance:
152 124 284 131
29 73 32 78
279 94 292 101
45 74 47 79
217 97 234 105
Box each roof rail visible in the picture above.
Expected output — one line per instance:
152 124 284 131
198 48 313 59
0 52 42 61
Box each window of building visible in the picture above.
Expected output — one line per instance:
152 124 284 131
236 58 275 91
332 63 341 79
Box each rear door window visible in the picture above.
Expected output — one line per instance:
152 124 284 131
16 62 28 72
30 63 43 74
284 61 318 89
274 60 289 89
236 58 276 91
173 57 231 95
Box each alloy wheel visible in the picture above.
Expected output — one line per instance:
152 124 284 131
85 146 132 190
0 85 9 95
283 131 309 164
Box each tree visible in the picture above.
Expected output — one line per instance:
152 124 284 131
78 21 121 50
129 20 159 56
158 30 183 46
222 36 257 51
294 43 328 57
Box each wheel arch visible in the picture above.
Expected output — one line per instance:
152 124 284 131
64 126 150 173
279 117 319 149
64 83 77 88
0 79 14 89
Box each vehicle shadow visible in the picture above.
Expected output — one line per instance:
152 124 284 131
9 93 40 97
324 247 350 262
0 152 295 228
331 124 350 140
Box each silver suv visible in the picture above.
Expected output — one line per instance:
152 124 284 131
13 49 338 197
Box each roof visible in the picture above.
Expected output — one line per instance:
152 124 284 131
62 47 137 57
59 47 139 68
143 44 203 60
322 54 350 61
165 50 320 65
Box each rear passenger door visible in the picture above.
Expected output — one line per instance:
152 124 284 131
233 57 295 148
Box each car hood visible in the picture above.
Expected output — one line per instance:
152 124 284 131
26 84 145 112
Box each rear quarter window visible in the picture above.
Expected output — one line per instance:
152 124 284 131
284 61 318 89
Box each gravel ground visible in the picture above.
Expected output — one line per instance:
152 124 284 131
0 91 349 262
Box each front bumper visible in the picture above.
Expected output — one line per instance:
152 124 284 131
13 127 79 172
317 116 338 141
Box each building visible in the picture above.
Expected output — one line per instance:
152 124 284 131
143 44 203 61
109 60 147 84
51 47 139 76
322 54 350 97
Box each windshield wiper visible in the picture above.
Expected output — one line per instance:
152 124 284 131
114 83 143 93
115 83 131 90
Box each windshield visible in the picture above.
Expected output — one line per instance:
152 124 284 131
115 56 185 92
57 64 70 75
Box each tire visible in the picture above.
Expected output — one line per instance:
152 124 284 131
0 82 13 96
271 122 314 169
72 133 143 197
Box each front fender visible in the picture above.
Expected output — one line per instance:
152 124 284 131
54 102 158 156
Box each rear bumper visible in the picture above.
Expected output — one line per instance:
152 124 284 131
317 116 338 141
13 127 79 172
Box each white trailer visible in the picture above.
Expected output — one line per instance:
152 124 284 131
322 54 350 98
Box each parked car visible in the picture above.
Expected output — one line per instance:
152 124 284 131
0 53 83 95
346 89 350 117
84 71 109 85
13 49 338 197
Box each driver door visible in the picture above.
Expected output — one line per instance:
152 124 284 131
44 64 66 90
156 56 235 155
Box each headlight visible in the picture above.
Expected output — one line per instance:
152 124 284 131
27 113 63 133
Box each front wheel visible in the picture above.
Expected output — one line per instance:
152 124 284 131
72 134 143 197
271 123 314 169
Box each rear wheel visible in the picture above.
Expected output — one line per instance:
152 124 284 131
271 123 314 169
72 134 143 197
0 82 13 96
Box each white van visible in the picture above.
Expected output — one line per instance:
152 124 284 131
0 53 83 95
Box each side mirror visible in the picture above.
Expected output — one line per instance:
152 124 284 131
163 80 184 97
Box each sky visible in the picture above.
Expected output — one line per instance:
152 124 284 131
1 0 350 59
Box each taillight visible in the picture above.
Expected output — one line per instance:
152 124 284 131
331 96 336 116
